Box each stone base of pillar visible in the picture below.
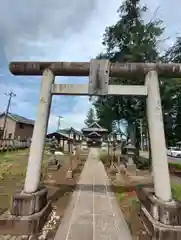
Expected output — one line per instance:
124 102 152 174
0 187 52 235
127 164 137 175
136 187 181 239
66 169 73 179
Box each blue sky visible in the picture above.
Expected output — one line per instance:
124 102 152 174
0 0 180 133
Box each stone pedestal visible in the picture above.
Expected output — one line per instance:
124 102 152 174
0 187 51 235
66 169 73 179
127 164 137 175
47 155 61 171
136 187 181 239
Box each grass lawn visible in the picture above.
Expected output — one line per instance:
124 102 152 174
0 148 51 213
0 148 50 180
171 183 181 200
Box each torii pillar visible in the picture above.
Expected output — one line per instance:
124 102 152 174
0 69 54 235
137 71 181 239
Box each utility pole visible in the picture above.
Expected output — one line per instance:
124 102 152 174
140 118 143 151
57 116 63 132
2 91 16 139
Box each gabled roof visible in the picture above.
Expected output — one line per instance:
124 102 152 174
58 127 83 135
46 132 69 139
88 131 101 137
0 112 34 125
82 122 108 132
88 122 102 129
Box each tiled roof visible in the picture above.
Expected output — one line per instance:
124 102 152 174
0 112 34 125
46 131 69 139
82 127 108 132
82 122 108 132
58 127 83 135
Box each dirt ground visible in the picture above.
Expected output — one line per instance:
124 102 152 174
102 160 181 240
44 154 87 239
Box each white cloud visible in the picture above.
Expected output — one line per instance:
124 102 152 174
0 0 121 132
1 0 181 132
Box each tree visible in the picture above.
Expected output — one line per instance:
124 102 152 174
94 0 164 145
161 37 181 145
84 107 96 127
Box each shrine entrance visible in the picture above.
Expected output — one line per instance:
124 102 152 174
8 60 181 238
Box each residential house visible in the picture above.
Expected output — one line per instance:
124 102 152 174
0 113 34 141
46 127 84 152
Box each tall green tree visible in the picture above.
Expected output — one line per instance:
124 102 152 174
84 107 96 127
162 37 181 145
94 0 164 144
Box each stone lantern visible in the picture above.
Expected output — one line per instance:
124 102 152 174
66 129 75 179
116 132 121 142
124 142 136 165
124 142 137 175
116 132 122 166
47 136 60 170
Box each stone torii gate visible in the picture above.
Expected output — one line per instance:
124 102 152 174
3 60 181 238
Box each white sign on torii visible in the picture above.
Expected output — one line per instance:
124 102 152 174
9 60 181 202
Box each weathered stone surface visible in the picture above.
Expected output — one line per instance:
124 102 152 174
0 202 51 235
141 206 181 240
137 187 181 239
11 188 48 216
66 170 73 179
136 187 181 225
0 188 52 235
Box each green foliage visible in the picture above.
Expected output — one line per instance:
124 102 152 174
86 0 181 146
168 162 181 170
93 0 164 141
84 107 96 127
161 37 181 145
99 152 111 164
172 184 181 200
134 156 150 170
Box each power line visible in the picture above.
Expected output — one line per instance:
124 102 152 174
2 91 16 139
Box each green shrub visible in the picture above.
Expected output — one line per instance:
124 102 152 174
134 156 150 170
169 162 181 170
99 153 111 164
171 183 181 200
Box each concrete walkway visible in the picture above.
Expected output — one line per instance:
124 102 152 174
54 148 132 240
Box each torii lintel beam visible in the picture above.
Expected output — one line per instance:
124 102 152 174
9 61 181 78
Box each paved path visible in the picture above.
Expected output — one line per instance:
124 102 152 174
54 148 132 240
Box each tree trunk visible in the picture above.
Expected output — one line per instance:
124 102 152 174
127 121 136 145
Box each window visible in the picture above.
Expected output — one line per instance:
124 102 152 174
19 123 24 129
8 133 12 139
